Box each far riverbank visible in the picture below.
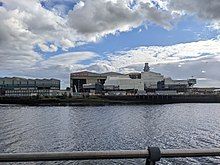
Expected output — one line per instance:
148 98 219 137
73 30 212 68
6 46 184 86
1 94 220 106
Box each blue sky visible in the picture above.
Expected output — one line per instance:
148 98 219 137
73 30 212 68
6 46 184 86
71 18 215 52
38 14 217 67
1 0 220 87
40 13 216 58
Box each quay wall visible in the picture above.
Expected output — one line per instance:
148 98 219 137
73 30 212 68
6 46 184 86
0 94 220 106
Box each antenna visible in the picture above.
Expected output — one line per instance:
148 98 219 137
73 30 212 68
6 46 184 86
143 63 150 72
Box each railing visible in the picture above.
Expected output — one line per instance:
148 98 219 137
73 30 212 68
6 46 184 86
1 148 220 164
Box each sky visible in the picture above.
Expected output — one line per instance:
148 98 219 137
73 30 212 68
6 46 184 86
1 0 220 88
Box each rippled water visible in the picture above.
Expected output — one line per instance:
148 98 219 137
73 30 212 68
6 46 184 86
1 104 220 164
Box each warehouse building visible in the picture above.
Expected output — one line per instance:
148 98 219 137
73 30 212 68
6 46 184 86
70 71 122 92
70 63 196 94
141 71 165 89
104 75 144 91
104 63 196 94
0 77 60 97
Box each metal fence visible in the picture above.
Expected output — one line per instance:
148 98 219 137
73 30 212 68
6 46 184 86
1 147 220 164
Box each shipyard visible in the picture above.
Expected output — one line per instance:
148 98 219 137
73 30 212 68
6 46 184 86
1 63 220 106
1 1 220 164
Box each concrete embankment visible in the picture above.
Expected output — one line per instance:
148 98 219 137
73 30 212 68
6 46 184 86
0 94 220 106
103 94 220 104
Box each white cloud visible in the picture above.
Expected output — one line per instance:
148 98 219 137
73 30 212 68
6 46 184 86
0 51 98 88
169 0 220 20
81 39 220 87
60 38 75 51
84 62 117 73
1 0 220 88
42 51 98 67
68 0 173 39
208 22 220 31
152 59 220 87
38 43 58 52
169 0 220 31
0 5 42 70
0 0 75 71
0 0 175 73
1 38 220 87
92 39 220 72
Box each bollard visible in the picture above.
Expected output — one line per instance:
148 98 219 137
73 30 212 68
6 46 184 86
146 147 161 165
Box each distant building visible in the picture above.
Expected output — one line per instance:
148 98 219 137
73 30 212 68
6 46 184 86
141 71 164 89
104 75 144 91
50 89 72 97
104 63 196 94
70 71 122 92
83 83 104 94
0 77 60 97
70 63 197 94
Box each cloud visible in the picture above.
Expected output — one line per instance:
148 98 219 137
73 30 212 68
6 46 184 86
0 0 175 73
92 39 220 72
1 0 220 88
68 0 173 39
151 59 220 87
169 0 220 30
1 38 220 87
84 62 117 73
0 5 42 70
0 51 98 88
42 51 98 67
0 0 89 75
41 39 220 87
0 1 62 67
38 43 58 52
169 0 220 20
0 0 81 51
83 39 220 87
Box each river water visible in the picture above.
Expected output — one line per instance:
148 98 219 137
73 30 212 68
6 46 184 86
0 104 220 164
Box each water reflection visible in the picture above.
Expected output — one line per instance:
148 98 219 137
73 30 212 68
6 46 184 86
1 104 220 164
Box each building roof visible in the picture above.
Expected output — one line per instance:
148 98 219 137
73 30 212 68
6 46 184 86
71 71 123 77
101 72 123 76
0 77 60 81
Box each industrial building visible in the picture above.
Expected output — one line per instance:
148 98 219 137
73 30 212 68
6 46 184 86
70 71 122 92
70 63 196 95
104 75 144 91
0 77 60 97
104 63 196 94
